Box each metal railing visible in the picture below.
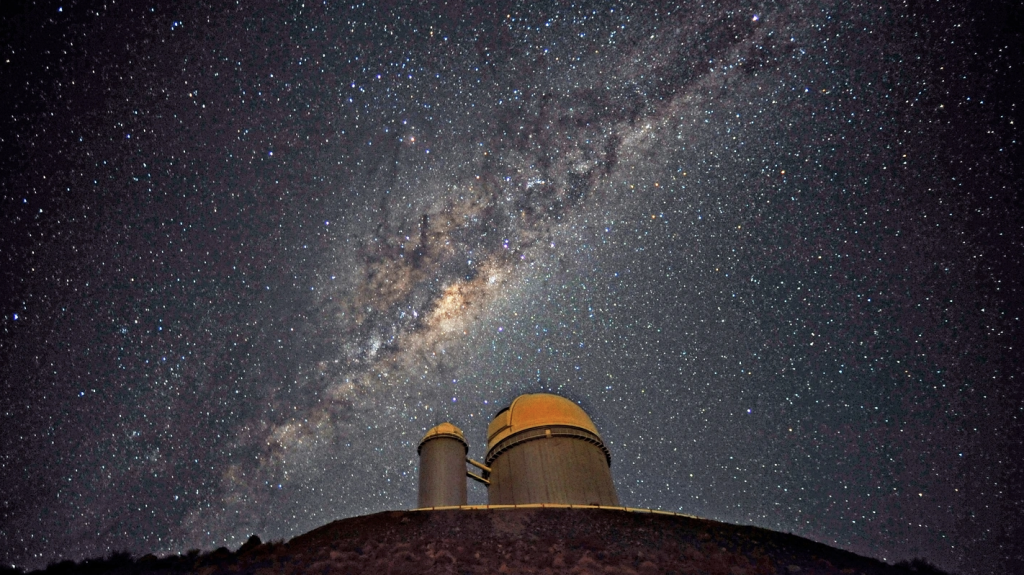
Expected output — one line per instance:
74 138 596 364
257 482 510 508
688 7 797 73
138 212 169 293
409 503 701 521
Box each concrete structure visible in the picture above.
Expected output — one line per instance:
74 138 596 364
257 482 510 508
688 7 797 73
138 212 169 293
417 422 468 508
415 394 618 507
484 393 618 506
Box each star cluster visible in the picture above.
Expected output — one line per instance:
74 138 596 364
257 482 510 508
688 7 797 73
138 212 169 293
2 1 1021 573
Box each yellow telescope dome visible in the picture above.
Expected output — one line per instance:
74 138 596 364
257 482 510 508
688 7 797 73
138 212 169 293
482 392 617 505
486 393 601 451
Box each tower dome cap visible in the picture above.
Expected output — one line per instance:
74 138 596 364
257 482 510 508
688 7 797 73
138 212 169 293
418 422 468 454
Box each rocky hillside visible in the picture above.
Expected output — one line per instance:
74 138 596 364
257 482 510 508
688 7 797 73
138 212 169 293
15 507 952 574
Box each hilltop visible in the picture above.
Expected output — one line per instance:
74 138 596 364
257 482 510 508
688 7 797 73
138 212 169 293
11 507 952 574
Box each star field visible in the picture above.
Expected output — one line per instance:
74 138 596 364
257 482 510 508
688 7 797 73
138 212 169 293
1 1 1022 573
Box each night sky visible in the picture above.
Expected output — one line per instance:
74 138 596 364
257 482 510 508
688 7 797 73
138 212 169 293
2 0 1022 573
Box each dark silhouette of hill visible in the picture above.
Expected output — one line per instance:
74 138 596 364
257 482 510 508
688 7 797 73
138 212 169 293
7 507 954 574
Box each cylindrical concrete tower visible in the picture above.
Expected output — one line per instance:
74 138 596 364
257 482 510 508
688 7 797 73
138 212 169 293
485 393 618 506
417 422 468 508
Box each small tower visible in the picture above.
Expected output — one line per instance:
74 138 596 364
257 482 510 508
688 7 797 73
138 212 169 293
485 393 619 506
417 422 468 508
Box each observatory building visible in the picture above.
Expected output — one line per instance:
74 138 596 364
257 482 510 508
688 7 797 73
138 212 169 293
417 393 618 507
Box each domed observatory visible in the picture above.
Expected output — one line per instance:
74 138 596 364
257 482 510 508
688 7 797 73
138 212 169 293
417 422 468 508
485 393 619 506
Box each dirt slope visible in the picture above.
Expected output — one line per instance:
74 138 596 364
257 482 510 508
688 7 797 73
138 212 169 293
220 507 929 574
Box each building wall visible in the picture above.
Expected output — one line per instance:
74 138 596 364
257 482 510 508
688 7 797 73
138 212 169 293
418 437 467 507
488 435 619 506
